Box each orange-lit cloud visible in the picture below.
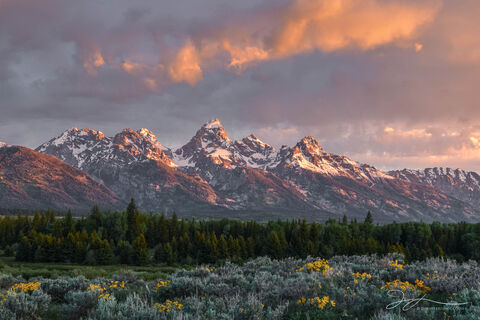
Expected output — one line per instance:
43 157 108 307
271 0 439 56
83 50 105 76
168 42 203 86
83 0 440 86
223 41 269 72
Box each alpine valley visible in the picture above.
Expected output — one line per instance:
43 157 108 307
1 119 479 223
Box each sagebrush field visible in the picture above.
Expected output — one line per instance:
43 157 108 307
0 254 479 319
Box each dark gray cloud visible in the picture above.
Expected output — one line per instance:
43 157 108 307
1 0 480 171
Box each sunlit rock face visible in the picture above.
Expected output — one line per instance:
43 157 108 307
0 145 121 212
389 168 480 209
36 127 219 213
36 119 480 223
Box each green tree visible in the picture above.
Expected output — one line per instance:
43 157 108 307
126 199 141 243
365 211 373 224
133 233 149 265
63 210 75 236
218 235 229 260
16 236 32 262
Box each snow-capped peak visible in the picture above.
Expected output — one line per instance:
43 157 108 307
390 167 480 187
36 127 176 169
298 136 325 155
138 128 155 139
203 118 222 129
245 134 269 148
0 141 9 148
190 118 232 146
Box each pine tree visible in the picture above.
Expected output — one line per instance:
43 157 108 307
63 210 75 236
116 240 133 264
208 232 218 263
92 205 101 222
126 199 140 243
97 240 115 265
266 231 282 258
53 220 63 238
154 244 167 263
133 233 149 265
16 236 32 262
365 211 373 224
218 234 229 260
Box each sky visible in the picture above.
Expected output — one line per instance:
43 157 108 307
1 0 480 172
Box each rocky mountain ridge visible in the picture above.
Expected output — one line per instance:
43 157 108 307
27 118 480 222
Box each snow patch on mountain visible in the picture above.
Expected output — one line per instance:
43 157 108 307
36 127 176 169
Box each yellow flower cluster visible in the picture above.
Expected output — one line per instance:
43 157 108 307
10 282 41 293
389 260 403 270
296 259 332 276
0 282 41 300
381 279 431 294
156 280 171 291
88 284 105 292
425 270 447 280
297 296 335 309
88 280 125 292
195 266 213 273
108 280 125 289
344 286 357 297
352 272 372 283
153 300 184 313
98 293 115 300
88 280 125 299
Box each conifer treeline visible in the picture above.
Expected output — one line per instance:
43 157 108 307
1 199 479 265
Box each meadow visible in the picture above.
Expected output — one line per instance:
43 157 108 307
0 253 479 319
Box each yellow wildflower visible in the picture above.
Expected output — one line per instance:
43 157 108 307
389 260 404 270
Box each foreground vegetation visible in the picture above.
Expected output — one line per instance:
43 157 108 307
0 254 479 319
0 200 479 266
0 256 180 281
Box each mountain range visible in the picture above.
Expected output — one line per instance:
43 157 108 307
1 119 479 223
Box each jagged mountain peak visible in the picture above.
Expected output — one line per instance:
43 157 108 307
239 133 272 150
114 128 147 144
390 167 480 186
52 127 106 145
0 141 8 148
195 118 232 143
32 119 480 223
297 136 325 155
37 127 175 169
114 128 162 146
203 118 222 129
68 127 104 137
138 128 157 139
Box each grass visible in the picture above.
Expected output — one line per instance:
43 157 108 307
0 256 183 280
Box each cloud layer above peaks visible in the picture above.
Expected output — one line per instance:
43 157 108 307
1 0 480 171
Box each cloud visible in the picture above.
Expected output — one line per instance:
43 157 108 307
83 50 105 76
271 0 439 55
3 0 480 173
80 0 440 86
167 41 203 86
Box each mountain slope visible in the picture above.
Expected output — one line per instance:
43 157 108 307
35 119 480 222
37 127 221 212
266 136 477 222
173 119 311 211
0 145 121 212
389 168 480 209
